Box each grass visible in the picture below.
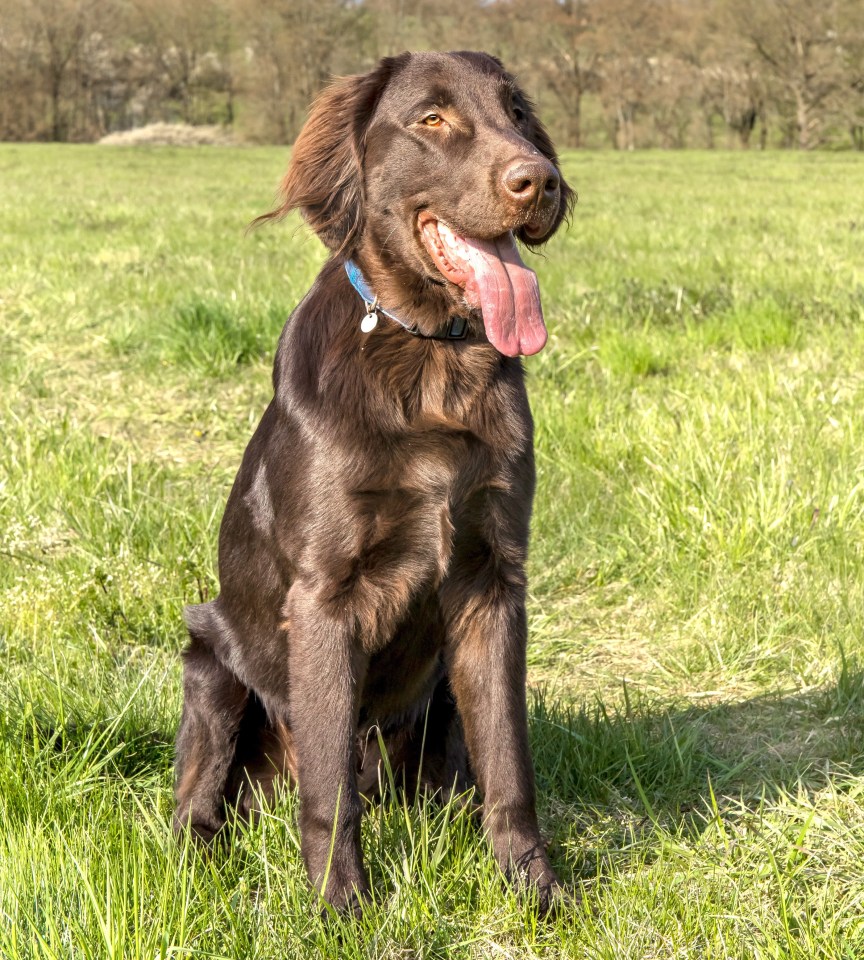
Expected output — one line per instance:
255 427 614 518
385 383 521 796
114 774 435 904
1 144 864 957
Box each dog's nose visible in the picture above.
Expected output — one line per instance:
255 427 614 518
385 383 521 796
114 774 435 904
502 158 559 207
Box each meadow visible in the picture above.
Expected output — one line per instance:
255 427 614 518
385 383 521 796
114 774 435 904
1 144 863 958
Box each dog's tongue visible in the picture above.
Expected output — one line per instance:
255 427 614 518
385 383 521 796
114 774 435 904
431 224 547 357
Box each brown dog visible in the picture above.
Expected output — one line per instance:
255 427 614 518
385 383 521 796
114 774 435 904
174 50 574 914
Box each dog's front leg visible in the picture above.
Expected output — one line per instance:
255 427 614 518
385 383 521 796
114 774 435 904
285 581 369 914
441 573 559 910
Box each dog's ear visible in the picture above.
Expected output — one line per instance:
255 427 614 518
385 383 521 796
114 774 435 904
253 55 408 252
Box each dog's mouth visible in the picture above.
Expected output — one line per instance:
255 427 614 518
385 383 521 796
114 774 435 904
418 214 547 357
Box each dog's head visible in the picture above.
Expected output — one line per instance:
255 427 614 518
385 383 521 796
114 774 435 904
258 51 575 357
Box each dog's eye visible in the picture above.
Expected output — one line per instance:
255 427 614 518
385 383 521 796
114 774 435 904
422 113 443 127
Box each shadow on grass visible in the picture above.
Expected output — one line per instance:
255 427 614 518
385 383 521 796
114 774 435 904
528 665 864 883
0 687 174 784
7 667 864 796
4 664 863 871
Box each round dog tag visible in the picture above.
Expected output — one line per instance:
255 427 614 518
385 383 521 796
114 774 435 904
360 312 378 333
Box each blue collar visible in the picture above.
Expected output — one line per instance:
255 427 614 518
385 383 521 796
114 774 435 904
344 260 468 341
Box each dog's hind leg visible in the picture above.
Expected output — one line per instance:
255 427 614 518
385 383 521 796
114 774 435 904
229 698 298 820
173 608 250 843
415 674 473 799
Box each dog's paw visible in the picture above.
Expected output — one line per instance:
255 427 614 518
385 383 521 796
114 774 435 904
505 843 573 917
172 810 226 848
319 881 370 921
535 878 583 918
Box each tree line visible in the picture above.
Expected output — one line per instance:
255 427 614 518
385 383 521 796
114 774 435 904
1 0 863 149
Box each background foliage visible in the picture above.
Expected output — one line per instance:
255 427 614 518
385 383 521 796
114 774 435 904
1 0 863 149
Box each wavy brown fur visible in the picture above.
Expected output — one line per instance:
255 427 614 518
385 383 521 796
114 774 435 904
174 50 573 917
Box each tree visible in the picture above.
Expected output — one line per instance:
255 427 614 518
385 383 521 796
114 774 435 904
24 0 108 140
237 0 371 143
833 0 864 149
488 0 600 149
728 0 845 149
592 0 672 149
128 0 235 127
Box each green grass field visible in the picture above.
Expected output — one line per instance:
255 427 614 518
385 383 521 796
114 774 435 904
1 144 864 958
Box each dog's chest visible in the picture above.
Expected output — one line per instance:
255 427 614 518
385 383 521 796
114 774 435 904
323 422 505 651
352 426 481 569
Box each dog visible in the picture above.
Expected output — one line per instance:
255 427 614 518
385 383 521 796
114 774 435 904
174 50 574 915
